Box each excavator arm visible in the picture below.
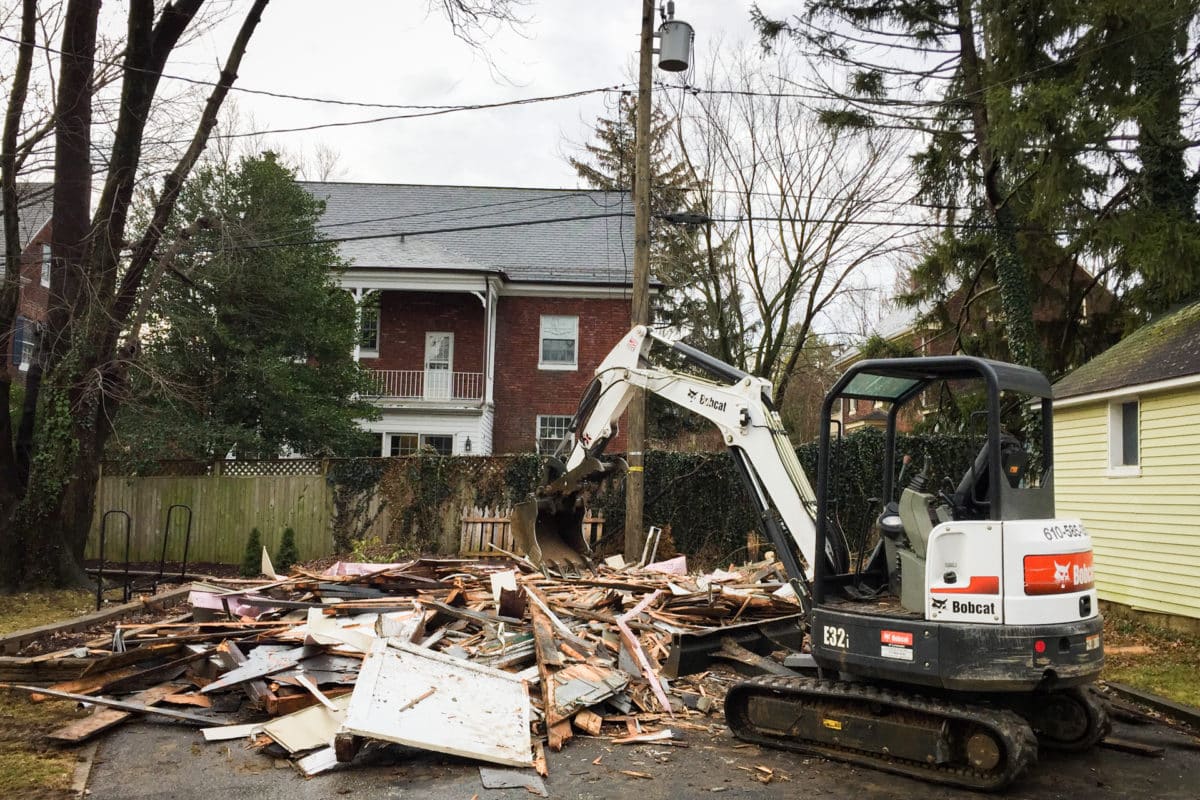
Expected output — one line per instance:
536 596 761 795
513 326 845 587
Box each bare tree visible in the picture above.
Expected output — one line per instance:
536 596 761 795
664 41 916 403
0 0 529 588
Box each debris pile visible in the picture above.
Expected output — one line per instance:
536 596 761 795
2 554 806 783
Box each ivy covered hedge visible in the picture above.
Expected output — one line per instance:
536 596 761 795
329 430 984 568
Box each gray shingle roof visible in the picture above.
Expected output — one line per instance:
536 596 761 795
1054 299 1200 399
299 182 636 285
0 182 53 266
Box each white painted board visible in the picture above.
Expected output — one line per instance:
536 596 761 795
342 640 532 767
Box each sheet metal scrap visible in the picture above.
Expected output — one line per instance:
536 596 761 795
7 553 802 778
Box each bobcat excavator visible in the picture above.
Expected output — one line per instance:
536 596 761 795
513 325 1109 791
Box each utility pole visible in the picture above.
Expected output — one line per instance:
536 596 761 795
624 0 655 563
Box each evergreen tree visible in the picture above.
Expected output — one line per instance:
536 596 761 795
111 153 377 462
241 528 263 578
755 0 1200 374
275 527 299 573
568 95 718 345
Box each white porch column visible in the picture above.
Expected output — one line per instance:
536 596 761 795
351 286 363 362
485 279 498 405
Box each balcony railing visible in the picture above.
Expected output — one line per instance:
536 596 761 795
367 369 484 402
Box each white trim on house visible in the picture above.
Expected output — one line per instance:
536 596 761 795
362 408 491 455
1053 372 1200 408
341 270 491 293
501 283 644 299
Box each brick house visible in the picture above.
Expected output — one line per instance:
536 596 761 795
301 182 638 456
2 183 54 383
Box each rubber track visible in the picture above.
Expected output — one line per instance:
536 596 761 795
725 676 1039 791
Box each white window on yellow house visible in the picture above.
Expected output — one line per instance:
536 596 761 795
1107 399 1140 476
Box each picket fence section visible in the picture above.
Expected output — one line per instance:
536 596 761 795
458 505 605 558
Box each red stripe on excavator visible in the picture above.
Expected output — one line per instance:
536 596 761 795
930 576 1000 595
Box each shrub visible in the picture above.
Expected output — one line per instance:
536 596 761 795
240 528 263 577
275 527 299 573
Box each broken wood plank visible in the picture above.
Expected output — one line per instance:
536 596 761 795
294 673 338 710
265 686 352 717
2 683 215 724
573 709 603 736
1100 736 1165 758
616 591 673 716
46 683 184 743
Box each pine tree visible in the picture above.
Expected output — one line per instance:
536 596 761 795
275 527 299 574
241 528 263 578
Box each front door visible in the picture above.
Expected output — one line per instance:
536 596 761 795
424 332 453 399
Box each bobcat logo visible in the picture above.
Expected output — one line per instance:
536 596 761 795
687 389 698 400
931 598 947 611
1053 561 1071 587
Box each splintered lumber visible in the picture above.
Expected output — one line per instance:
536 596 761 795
0 657 93 685
201 645 319 694
2 684 215 724
573 709 603 735
46 682 185 743
616 591 673 716
341 640 532 767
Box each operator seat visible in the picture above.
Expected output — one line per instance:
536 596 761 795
952 433 1023 519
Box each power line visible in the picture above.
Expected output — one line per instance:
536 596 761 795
0 31 632 113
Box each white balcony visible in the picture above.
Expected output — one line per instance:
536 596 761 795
367 369 485 403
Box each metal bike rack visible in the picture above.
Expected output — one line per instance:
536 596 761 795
156 503 193 586
96 510 132 610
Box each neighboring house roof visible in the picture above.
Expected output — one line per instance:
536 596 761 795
299 182 637 285
1054 299 1200 400
0 182 54 267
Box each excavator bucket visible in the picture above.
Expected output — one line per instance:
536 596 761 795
511 455 625 572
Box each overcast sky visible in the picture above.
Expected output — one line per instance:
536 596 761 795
187 1 794 188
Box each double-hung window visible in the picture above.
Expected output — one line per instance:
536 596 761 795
537 414 574 455
539 315 578 370
40 244 51 288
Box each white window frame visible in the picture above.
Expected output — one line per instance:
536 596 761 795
1106 397 1141 477
15 316 33 372
40 244 51 288
536 414 574 454
359 295 380 357
538 314 578 371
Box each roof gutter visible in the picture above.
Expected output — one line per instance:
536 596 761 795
1054 371 1200 408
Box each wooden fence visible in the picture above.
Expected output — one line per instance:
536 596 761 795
458 505 604 558
87 460 334 565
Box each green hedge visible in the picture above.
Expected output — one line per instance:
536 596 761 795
326 430 982 567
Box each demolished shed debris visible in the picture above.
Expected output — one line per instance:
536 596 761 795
12 554 805 781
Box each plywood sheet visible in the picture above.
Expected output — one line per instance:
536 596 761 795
342 640 532 767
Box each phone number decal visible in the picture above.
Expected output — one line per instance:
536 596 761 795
1043 523 1085 541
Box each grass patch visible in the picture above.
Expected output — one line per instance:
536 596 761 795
1103 614 1200 709
0 590 93 636
0 589 96 799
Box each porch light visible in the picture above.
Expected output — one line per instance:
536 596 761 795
464 437 472 453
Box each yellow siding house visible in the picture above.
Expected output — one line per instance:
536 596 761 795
1053 300 1200 626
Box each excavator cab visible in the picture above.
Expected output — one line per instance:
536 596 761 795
813 356 1056 612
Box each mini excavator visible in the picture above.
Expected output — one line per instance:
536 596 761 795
513 325 1108 790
